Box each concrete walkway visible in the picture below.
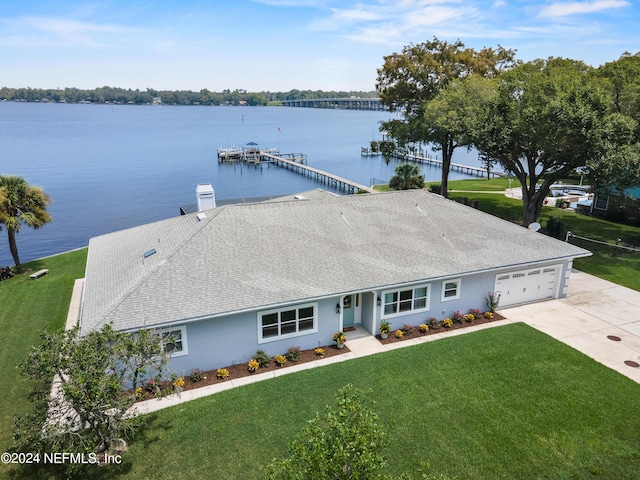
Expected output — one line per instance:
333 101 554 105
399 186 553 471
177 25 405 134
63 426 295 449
132 270 640 415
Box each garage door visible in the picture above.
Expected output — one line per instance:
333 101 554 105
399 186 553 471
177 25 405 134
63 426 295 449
494 265 560 307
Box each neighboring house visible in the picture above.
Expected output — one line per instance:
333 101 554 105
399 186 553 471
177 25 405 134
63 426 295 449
78 189 591 374
589 187 640 226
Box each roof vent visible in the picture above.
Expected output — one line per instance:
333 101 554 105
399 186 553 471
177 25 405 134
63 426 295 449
197 212 207 222
294 195 306 200
143 248 157 259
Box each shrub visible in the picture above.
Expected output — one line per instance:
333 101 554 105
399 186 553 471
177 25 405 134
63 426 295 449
469 308 483 319
247 359 259 373
442 318 453 328
428 317 439 329
464 313 475 322
419 323 429 333
484 311 494 319
401 323 413 335
189 368 205 383
452 310 465 324
173 376 185 389
274 354 287 367
216 368 229 379
252 349 271 368
379 320 391 334
486 292 501 313
394 329 404 339
546 216 566 238
286 346 302 362
428 183 442 194
314 347 325 357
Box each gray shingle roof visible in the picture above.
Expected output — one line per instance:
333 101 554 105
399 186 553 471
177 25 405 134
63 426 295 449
79 189 590 334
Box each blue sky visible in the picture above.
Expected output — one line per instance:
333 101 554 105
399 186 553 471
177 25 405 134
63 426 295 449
0 0 638 92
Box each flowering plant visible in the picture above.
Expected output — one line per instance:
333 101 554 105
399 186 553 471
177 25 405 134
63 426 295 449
247 359 260 373
216 368 229 379
394 329 404 339
315 347 325 356
173 376 185 389
484 311 494 319
469 308 483 319
464 313 475 322
379 321 391 334
286 346 301 362
274 354 287 367
452 310 465 324
332 331 346 344
442 318 453 328
418 323 429 333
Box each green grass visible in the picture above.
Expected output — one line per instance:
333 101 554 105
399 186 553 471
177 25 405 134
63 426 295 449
0 249 87 476
74 324 640 480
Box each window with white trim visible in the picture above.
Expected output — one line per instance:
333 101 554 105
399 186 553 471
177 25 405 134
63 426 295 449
382 285 430 317
441 279 461 301
158 325 188 357
258 303 318 343
594 195 609 211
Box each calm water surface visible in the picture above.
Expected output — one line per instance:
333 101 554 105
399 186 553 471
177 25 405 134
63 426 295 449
0 102 482 266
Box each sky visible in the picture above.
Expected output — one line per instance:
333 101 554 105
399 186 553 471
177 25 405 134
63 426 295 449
0 0 638 92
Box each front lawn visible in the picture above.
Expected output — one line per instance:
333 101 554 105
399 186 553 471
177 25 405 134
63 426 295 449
87 323 640 480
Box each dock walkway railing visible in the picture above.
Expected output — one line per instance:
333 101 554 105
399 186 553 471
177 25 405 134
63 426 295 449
261 153 376 194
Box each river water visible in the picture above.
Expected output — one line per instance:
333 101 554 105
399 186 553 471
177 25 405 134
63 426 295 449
0 102 483 266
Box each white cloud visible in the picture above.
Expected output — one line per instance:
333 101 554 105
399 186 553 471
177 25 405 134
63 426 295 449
540 0 629 18
0 15 142 48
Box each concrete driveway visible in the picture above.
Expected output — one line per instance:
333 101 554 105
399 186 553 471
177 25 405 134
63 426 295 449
501 270 640 383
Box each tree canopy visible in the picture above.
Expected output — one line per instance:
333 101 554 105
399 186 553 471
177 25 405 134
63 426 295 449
12 325 174 473
471 57 640 226
376 37 517 196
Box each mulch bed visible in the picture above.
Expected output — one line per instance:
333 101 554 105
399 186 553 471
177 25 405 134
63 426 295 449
136 344 350 401
376 312 506 345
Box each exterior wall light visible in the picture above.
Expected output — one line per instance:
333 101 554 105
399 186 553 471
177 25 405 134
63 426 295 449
377 296 381 306
336 303 341 314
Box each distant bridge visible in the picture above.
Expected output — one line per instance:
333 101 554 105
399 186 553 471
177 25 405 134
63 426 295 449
280 97 385 111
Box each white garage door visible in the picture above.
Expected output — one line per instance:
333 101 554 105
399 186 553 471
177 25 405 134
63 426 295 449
494 265 560 307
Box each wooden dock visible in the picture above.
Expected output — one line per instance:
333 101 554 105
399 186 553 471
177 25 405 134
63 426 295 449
261 153 376 194
392 151 506 178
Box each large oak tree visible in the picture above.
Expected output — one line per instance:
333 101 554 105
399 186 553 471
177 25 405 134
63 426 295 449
472 58 617 226
376 37 516 197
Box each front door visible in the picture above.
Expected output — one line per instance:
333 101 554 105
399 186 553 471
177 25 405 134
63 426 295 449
342 294 356 327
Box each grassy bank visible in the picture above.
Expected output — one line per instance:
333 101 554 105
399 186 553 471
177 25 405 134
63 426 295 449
0 249 87 476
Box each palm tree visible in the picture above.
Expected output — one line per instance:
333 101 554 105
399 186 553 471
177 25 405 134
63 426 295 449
0 176 52 273
389 163 425 191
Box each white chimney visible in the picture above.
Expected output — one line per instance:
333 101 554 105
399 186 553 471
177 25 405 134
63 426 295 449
196 184 216 211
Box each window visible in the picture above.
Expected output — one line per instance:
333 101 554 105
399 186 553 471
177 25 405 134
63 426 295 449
382 285 430 317
158 325 188 357
441 279 461 301
258 303 317 343
594 195 609 211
